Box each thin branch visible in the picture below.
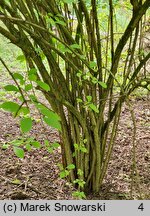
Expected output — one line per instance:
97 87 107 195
0 57 28 108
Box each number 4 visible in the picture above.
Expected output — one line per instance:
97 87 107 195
138 203 144 211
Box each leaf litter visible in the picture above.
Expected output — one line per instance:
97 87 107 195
0 97 149 200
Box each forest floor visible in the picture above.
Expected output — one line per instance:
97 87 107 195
0 95 149 200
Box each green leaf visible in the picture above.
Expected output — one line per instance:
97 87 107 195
25 84 32 91
80 55 86 60
40 107 60 121
29 95 37 102
0 101 19 113
13 147 24 158
76 72 82 78
20 117 32 133
86 95 92 102
59 44 72 53
16 55 26 62
11 179 21 185
60 170 69 178
83 139 87 143
31 141 41 148
4 85 18 92
89 103 99 113
80 146 87 153
40 109 61 129
44 139 49 147
36 81 50 92
13 73 24 81
28 68 37 75
67 164 75 170
43 116 61 131
56 13 64 18
57 163 63 171
52 142 60 149
62 0 76 3
74 179 85 188
70 44 80 49
55 18 66 26
28 74 37 81
89 61 97 68
92 77 98 84
77 98 83 103
2 143 9 150
72 191 86 199
10 139 22 146
72 152 76 157
19 107 30 115
77 169 83 176
74 143 79 150
98 81 107 88
46 17 56 26
141 81 147 86
47 147 53 153
13 73 25 85
78 180 85 187
60 170 67 178
25 143 31 151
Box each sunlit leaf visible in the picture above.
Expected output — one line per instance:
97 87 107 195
19 107 30 115
43 116 61 131
13 73 24 81
98 81 107 88
74 143 79 150
0 101 19 113
20 117 32 133
72 191 86 199
2 143 9 150
86 95 92 102
77 98 83 103
59 44 72 53
40 107 60 121
44 139 49 147
25 143 32 151
10 139 22 146
11 179 21 185
25 84 32 91
28 68 37 75
89 103 99 113
60 170 69 178
55 18 66 26
80 146 87 153
28 74 37 81
70 44 80 49
16 55 26 62
4 85 18 92
47 147 53 153
92 77 98 84
77 169 83 176
13 146 24 158
52 142 60 149
89 61 97 68
60 171 67 178
29 95 37 102
31 141 41 148
67 164 75 170
62 0 77 3
36 81 50 92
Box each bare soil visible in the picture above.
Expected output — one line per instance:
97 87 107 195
0 97 149 200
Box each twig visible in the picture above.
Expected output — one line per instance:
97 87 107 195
0 57 28 109
1 176 45 195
